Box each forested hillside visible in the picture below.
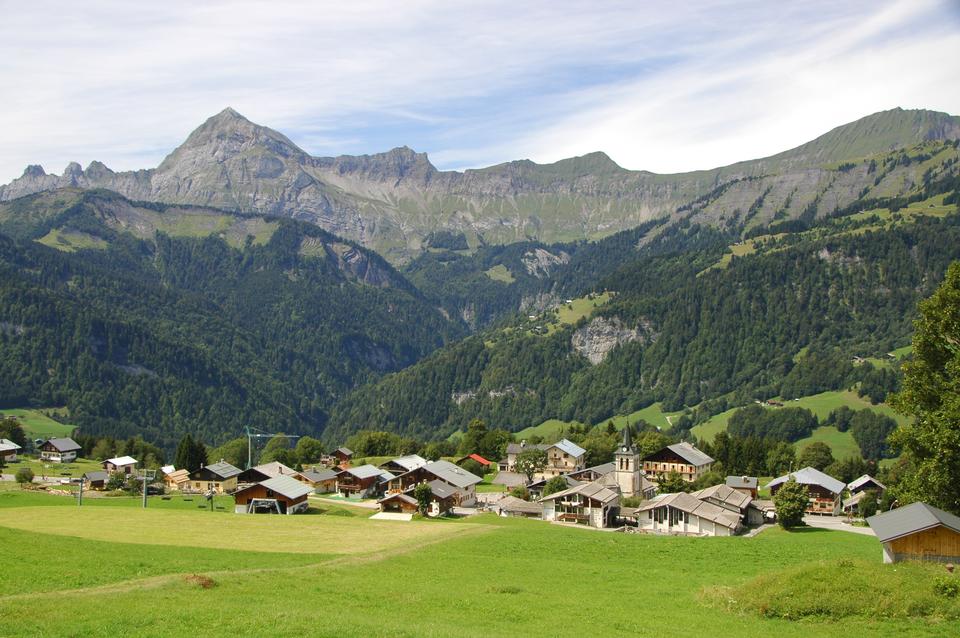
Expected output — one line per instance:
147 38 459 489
0 190 462 449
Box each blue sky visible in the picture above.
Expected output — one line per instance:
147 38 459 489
1 0 958 183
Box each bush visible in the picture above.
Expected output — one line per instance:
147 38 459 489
14 467 34 485
774 477 808 528
509 486 530 501
934 576 960 599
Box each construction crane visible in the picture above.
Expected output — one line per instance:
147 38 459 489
244 426 300 469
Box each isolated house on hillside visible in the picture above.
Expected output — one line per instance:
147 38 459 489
188 460 242 494
38 437 81 463
332 447 353 465
541 482 620 529
102 456 138 475
642 442 714 482
766 467 845 515
868 502 960 564
0 438 22 462
234 474 312 514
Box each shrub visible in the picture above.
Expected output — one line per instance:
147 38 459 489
774 477 808 528
14 467 34 485
934 576 960 599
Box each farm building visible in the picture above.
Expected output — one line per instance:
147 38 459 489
102 456 138 475
82 471 109 490
541 482 620 529
726 476 758 498
766 467 845 515
491 471 526 490
336 464 394 499
38 437 81 463
299 468 339 492
495 495 543 519
0 438 22 462
636 492 742 536
188 460 242 494
332 447 353 465
234 474 312 514
386 460 483 506
162 469 190 491
642 442 714 482
848 474 886 496
868 502 960 564
456 453 492 468
379 454 428 475
378 492 419 514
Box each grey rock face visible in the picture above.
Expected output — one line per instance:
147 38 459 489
571 316 656 365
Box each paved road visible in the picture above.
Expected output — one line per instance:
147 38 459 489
803 514 875 536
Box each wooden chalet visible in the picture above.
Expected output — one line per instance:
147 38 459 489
766 467 845 515
868 502 960 564
336 464 393 499
234 474 312 514
102 455 138 475
642 442 714 482
848 474 886 496
377 480 458 517
0 438 22 462
725 475 758 498
541 482 620 529
379 454 428 476
299 468 339 493
162 469 190 491
378 492 419 514
82 471 109 490
332 447 353 466
503 439 586 479
38 437 81 463
386 459 482 506
188 460 242 494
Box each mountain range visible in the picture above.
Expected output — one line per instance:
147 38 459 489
3 107 958 263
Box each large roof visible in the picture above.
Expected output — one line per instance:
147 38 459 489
497 495 543 515
83 471 109 482
105 455 138 466
868 502 960 543
382 455 428 472
252 474 313 500
506 442 548 455
848 474 886 492
424 460 482 488
334 447 353 456
0 438 22 452
165 469 190 482
491 471 526 488
541 481 620 505
301 468 339 482
663 442 714 466
428 479 457 499
637 492 742 529
766 467 845 495
345 464 387 480
691 484 752 510
725 476 758 489
252 461 298 478
204 460 242 480
45 437 81 452
549 438 586 458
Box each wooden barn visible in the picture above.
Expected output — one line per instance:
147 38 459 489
868 502 960 564
82 471 109 490
233 474 313 514
0 438 22 462
332 447 353 466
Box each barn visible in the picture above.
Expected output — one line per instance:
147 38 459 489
867 502 960 564
234 474 313 514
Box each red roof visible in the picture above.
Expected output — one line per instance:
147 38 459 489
467 453 492 466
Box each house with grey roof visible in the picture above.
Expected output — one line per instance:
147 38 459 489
848 474 886 495
868 502 960 563
766 467 845 515
503 438 586 479
386 459 483 506
38 437 81 463
299 467 339 492
0 438 22 462
636 491 743 536
336 464 394 499
495 495 543 518
234 474 313 514
379 454 428 475
541 481 620 529
642 442 714 483
188 460 242 494
725 475 758 498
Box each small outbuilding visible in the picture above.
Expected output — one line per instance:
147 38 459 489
163 469 190 491
82 471 109 490
867 502 960 564
102 456 138 475
234 474 313 514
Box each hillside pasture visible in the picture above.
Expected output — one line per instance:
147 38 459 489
0 407 76 438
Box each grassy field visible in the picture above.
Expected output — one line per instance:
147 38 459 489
795 425 861 459
0 490 955 636
514 402 680 440
5 456 104 479
484 264 515 283
0 407 76 438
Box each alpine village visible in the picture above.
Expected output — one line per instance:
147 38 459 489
2 2 960 636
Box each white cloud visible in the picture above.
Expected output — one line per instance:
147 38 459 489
0 0 957 182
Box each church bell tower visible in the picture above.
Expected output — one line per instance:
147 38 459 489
615 425 641 497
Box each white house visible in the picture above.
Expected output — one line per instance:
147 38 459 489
541 482 620 529
38 437 82 463
636 491 742 536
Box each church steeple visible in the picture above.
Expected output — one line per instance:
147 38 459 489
615 425 641 497
621 424 635 452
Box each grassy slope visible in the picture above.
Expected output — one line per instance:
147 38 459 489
7 457 104 478
0 407 76 438
0 493 955 636
514 402 681 440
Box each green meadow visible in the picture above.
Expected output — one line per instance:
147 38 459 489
0 407 76 439
1 490 957 636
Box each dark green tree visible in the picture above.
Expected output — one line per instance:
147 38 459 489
294 436 325 465
174 434 207 473
798 442 834 471
774 477 809 528
542 475 569 497
413 482 433 515
15 467 34 485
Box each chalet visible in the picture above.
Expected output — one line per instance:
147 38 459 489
299 468 339 493
332 447 353 466
541 482 620 529
386 460 483 506
425 480 458 516
235 467 272 487
378 491 419 515
495 495 543 519
848 474 886 496
102 456 138 475
726 476 758 499
0 438 22 462
636 492 742 536
691 483 766 526
82 471 109 490
336 464 393 499
377 480 458 516
527 474 580 501
234 474 312 514
250 461 298 478
188 460 242 494
38 437 81 463
842 490 872 516
503 439 586 478
766 467 845 515
868 502 960 564
642 442 714 482
163 469 190 491
379 454 428 475
456 453 492 469
568 462 615 483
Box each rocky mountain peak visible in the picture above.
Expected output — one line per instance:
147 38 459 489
22 165 46 178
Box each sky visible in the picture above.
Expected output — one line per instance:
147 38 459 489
1 0 958 184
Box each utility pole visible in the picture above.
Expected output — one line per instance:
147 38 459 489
77 476 84 506
139 468 156 508
244 426 301 469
